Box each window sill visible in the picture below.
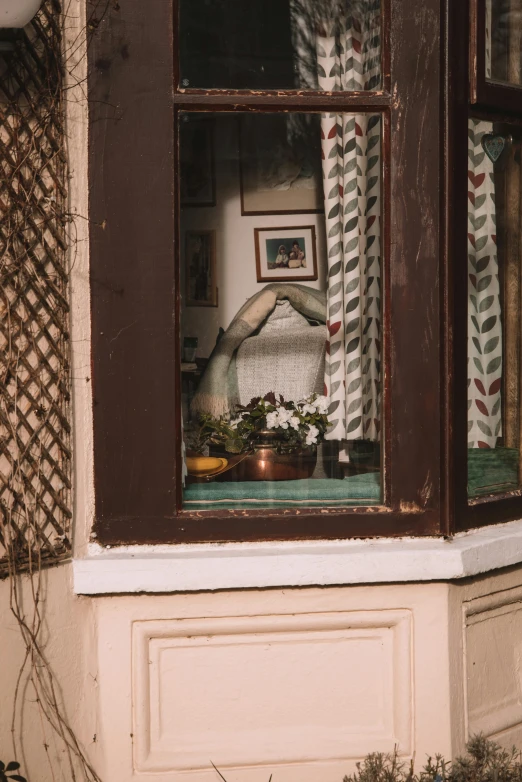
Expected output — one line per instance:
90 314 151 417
73 519 522 594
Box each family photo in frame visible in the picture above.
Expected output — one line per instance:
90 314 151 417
254 226 318 282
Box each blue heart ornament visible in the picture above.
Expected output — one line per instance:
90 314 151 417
481 134 505 163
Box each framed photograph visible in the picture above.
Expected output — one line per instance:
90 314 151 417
185 230 218 306
239 114 323 216
180 118 216 207
254 226 318 282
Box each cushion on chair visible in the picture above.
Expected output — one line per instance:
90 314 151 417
236 300 327 405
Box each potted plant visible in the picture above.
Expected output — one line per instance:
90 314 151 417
186 392 331 481
185 417 230 478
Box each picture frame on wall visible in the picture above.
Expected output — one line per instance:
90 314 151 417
180 117 216 208
185 230 218 306
254 226 318 283
239 114 324 216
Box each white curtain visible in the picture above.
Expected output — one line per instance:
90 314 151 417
467 119 502 448
314 1 382 442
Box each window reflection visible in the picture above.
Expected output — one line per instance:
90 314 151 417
178 0 382 91
487 0 522 86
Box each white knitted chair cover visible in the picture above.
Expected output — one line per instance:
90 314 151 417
236 300 327 405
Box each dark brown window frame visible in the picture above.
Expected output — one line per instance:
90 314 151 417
89 0 449 546
451 0 522 531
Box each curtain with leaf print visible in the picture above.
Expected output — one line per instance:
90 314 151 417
312 0 382 442
468 119 502 448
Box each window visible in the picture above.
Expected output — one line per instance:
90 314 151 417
467 119 522 499
471 0 522 111
180 110 383 512
451 0 522 528
88 0 449 545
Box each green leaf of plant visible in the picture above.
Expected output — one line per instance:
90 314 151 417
224 439 243 454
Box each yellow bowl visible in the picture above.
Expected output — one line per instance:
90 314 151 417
186 456 228 477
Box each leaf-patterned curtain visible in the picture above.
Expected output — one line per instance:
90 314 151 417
468 119 502 449
314 1 382 443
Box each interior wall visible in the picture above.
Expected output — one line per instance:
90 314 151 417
181 116 328 358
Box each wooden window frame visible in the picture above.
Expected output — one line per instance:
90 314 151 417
450 0 522 531
88 0 448 546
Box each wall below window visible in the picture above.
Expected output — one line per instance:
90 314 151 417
4 562 522 781
181 116 328 358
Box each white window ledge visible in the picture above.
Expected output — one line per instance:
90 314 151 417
73 519 522 594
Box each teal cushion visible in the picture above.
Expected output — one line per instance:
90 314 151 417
184 474 381 510
468 447 519 496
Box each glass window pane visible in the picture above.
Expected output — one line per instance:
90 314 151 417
467 118 522 498
486 0 522 86
178 0 382 91
180 112 383 511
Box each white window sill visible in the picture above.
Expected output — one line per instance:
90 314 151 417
73 518 522 594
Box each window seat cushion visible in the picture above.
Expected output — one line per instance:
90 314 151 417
183 474 380 510
468 447 519 496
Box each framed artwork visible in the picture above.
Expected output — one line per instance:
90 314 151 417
239 114 323 215
254 226 318 282
185 230 218 306
180 118 216 207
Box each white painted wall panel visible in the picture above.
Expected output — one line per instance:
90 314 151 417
465 585 522 743
132 612 412 773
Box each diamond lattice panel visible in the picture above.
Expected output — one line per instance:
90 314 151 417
0 0 71 574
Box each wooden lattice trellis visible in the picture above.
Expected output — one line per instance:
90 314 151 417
0 0 71 575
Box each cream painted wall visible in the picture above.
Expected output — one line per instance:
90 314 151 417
4 560 522 780
181 116 328 358
0 564 100 782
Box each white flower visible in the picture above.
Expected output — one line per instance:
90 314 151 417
276 407 293 429
315 395 329 415
305 424 319 446
266 411 279 429
289 415 300 431
300 403 316 415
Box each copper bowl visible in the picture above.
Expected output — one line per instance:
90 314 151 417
214 430 317 482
